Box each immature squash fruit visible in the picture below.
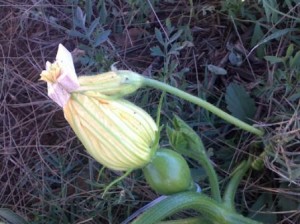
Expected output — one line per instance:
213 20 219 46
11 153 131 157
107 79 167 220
142 148 194 195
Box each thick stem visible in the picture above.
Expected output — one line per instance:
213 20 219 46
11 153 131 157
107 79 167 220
156 216 210 224
142 78 264 137
196 151 221 203
131 192 262 224
223 160 251 211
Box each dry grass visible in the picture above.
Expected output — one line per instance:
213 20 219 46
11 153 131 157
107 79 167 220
1 0 300 223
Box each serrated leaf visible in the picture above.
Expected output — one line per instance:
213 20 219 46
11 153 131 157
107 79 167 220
225 83 256 124
207 64 227 75
93 30 111 47
150 46 165 57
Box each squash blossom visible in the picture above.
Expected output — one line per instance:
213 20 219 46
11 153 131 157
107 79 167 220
40 44 158 170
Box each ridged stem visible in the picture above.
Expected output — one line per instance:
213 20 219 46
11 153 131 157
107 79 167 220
195 151 221 203
131 192 262 224
223 160 251 211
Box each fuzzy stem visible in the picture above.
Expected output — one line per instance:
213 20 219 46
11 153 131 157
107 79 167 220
142 78 264 137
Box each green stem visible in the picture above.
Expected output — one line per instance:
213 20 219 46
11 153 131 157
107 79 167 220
201 156 221 202
157 216 210 224
169 116 221 202
102 169 132 197
131 192 262 224
142 78 264 137
196 151 221 203
223 160 251 211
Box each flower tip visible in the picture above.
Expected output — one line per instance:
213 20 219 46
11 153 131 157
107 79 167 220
56 44 74 66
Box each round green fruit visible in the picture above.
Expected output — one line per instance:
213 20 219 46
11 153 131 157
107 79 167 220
142 148 194 195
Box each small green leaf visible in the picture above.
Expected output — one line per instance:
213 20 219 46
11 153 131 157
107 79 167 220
264 55 284 64
168 29 183 44
289 50 300 69
285 44 294 58
85 0 93 24
87 18 100 37
67 29 86 39
225 83 256 124
166 115 206 157
74 6 86 29
155 28 164 45
277 183 300 211
168 43 185 56
256 28 297 48
248 193 277 224
150 46 165 57
93 30 111 47
250 22 265 58
207 64 227 75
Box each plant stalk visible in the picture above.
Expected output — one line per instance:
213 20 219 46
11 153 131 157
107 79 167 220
131 191 262 224
223 159 251 211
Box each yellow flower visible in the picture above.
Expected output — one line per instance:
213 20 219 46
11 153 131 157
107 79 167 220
40 44 157 171
64 94 158 170
40 61 61 83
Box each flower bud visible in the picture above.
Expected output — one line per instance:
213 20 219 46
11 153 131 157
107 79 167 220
76 70 144 99
64 94 158 170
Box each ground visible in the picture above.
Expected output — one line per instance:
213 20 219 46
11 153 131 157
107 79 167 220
0 1 300 223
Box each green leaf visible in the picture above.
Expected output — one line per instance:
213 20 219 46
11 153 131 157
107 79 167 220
277 183 300 211
255 28 297 49
168 29 183 44
98 0 108 24
93 30 111 47
250 22 265 58
155 28 164 46
225 83 256 124
166 115 206 158
289 50 300 69
150 46 165 57
264 55 284 64
87 18 100 37
67 29 86 39
248 193 277 224
168 43 184 55
0 208 28 224
285 44 294 58
85 0 93 25
207 64 227 75
74 6 86 29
